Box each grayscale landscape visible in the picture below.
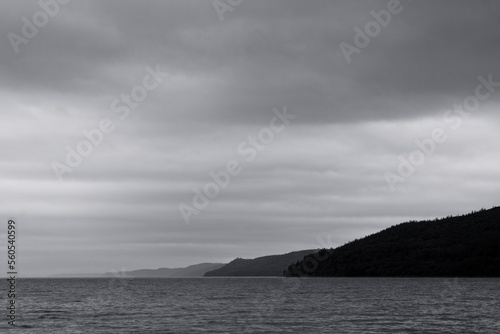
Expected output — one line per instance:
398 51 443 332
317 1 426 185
1 0 499 332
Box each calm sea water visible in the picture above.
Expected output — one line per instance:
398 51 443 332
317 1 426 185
1 277 499 333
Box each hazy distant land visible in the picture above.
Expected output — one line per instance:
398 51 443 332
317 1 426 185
52 263 225 278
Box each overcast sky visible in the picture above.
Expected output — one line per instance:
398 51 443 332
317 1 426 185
2 0 500 277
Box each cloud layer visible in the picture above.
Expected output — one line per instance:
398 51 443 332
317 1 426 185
1 0 500 276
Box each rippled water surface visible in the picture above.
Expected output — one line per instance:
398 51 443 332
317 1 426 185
1 278 499 333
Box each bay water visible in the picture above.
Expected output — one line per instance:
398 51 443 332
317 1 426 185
2 277 499 333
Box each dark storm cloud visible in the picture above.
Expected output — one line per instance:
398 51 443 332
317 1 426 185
2 0 500 125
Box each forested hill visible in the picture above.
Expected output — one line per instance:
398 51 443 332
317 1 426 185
284 207 500 277
204 250 317 276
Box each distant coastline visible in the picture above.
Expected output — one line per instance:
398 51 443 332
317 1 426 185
49 207 500 279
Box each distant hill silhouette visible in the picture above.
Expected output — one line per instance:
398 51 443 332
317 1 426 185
284 207 500 277
104 263 225 278
204 250 318 277
50 273 103 278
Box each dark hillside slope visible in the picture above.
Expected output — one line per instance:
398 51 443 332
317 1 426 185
284 207 500 277
205 250 317 276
